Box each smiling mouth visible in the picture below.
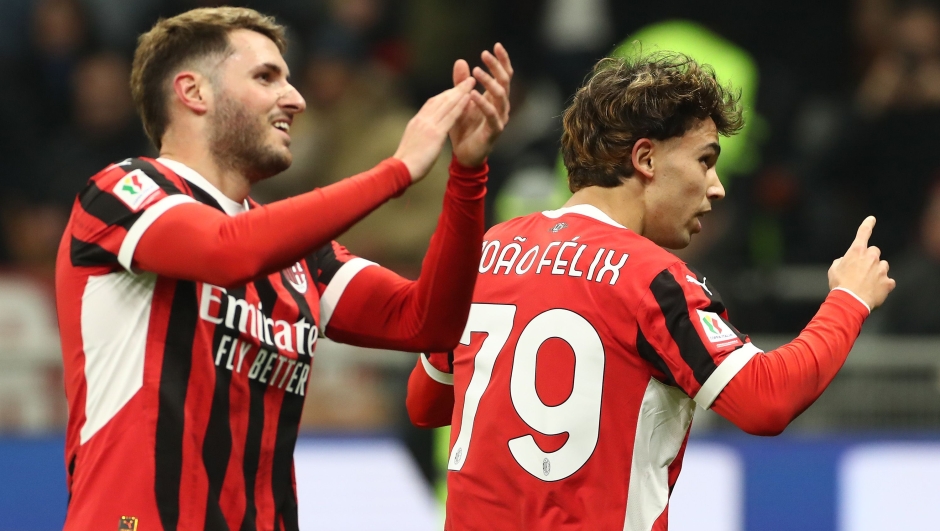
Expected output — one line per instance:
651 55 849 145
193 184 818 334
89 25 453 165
273 121 290 133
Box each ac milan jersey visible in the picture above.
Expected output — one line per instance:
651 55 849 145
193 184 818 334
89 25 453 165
436 204 760 531
56 157 378 531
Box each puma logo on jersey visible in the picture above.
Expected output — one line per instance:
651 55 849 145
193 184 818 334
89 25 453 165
686 274 712 296
118 516 138 531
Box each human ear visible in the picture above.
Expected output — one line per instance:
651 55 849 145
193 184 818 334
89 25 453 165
631 138 654 180
172 71 210 115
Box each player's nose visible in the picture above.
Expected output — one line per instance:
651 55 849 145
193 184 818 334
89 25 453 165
707 169 725 201
280 83 306 115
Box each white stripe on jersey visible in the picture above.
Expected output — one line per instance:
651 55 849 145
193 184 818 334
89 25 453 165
80 271 157 443
420 353 454 385
624 378 695 531
319 258 376 329
119 194 197 273
694 343 762 409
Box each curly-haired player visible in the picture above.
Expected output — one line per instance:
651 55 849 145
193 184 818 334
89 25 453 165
406 54 894 530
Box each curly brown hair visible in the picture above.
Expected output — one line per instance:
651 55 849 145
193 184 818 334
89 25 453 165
560 53 744 192
130 7 287 150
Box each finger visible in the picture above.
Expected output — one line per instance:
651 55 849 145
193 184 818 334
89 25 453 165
852 216 876 251
430 77 476 119
831 258 842 268
481 50 511 90
453 59 471 87
473 66 508 114
470 90 504 133
880 259 889 274
868 246 881 260
441 93 472 130
493 42 514 79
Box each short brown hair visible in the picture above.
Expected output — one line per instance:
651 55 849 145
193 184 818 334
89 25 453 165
130 7 286 149
561 53 744 192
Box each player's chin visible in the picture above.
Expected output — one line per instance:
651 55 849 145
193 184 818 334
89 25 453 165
657 231 692 250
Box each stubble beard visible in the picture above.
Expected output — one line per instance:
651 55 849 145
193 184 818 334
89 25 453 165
208 93 291 182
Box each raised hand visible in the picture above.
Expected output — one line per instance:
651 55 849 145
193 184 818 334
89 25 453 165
450 43 513 168
828 216 896 309
394 77 476 183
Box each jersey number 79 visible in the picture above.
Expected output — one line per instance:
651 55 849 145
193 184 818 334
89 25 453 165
448 303 606 482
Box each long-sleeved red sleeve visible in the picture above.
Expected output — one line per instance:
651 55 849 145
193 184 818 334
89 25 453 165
133 158 411 287
711 289 870 435
406 353 455 428
323 157 487 352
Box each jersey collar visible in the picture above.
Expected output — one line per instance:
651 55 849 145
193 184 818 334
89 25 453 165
156 157 249 216
542 204 627 229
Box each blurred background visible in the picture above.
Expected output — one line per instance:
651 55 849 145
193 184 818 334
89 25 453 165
1 0 940 529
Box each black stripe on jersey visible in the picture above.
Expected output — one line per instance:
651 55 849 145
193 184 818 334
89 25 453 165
636 327 678 387
684 266 748 343
124 158 184 197
70 236 118 267
308 243 344 286
203 286 244 530
67 454 76 505
78 181 144 230
240 279 278 531
279 267 315 348
271 381 304 531
188 183 226 212
685 266 727 314
270 274 306 531
649 270 719 386
155 280 198 531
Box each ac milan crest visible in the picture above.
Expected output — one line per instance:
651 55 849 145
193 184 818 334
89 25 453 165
283 262 308 294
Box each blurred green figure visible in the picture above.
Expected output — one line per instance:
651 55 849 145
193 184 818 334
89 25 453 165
494 19 762 223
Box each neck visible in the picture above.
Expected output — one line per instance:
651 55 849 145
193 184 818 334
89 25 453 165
563 179 646 234
159 136 251 203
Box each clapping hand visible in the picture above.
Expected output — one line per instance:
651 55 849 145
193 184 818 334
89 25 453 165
449 43 513 168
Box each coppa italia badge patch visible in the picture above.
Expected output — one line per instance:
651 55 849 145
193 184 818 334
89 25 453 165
696 310 737 343
112 169 160 211
118 516 138 530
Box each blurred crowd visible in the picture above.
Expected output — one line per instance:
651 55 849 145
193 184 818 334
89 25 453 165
1 0 940 436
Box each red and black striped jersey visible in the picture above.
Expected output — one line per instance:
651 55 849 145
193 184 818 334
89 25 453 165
56 157 387 531
413 204 760 531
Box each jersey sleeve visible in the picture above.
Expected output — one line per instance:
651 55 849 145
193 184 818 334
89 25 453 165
306 241 377 331
635 261 761 409
406 352 455 428
315 157 487 352
68 160 195 273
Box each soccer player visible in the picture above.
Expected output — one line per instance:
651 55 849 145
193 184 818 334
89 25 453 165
55 7 512 531
406 54 895 530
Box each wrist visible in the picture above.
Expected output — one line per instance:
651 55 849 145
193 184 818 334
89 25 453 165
829 287 872 316
384 158 415 197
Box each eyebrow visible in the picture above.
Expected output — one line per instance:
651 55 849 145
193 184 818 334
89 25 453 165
703 142 721 156
256 62 290 80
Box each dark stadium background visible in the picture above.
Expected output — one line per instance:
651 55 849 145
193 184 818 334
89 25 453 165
1 0 939 529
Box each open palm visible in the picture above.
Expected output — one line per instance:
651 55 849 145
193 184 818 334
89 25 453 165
450 44 513 168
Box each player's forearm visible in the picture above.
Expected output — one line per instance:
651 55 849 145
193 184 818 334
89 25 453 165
326 158 487 351
398 158 488 348
407 357 455 428
712 290 869 435
134 158 411 286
